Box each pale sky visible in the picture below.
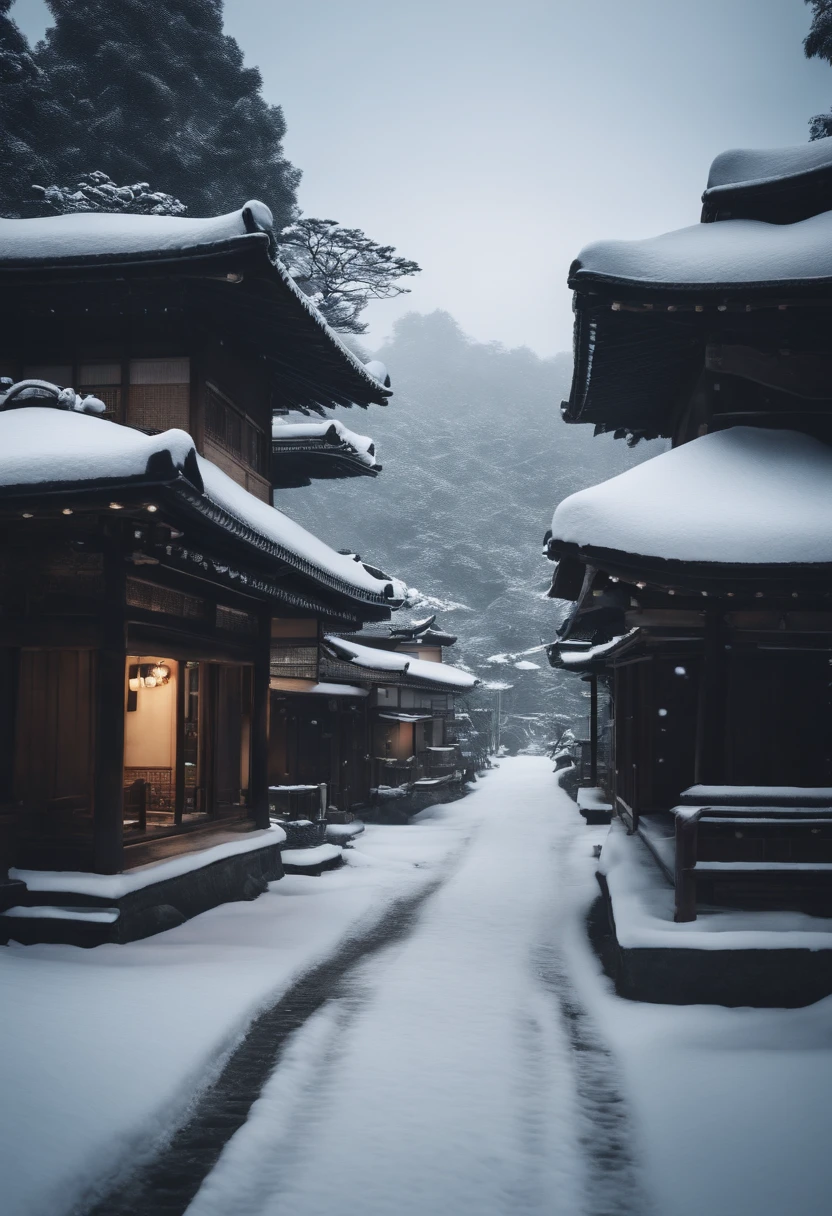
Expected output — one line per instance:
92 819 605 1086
11 0 832 354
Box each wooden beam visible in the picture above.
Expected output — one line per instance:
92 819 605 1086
250 611 271 830
93 542 126 873
694 611 727 786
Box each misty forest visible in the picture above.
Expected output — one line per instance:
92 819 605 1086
3 3 832 1216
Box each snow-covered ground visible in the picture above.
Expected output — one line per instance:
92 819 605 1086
3 758 832 1216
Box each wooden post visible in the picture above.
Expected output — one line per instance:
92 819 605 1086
174 663 185 827
93 538 126 874
589 674 598 786
694 610 726 786
250 612 271 830
674 809 701 922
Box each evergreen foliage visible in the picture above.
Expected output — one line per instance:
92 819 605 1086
0 0 67 217
804 1 832 139
278 218 421 334
32 170 187 216
32 0 299 224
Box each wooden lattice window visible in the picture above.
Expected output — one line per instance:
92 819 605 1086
127 358 190 432
217 605 258 636
270 644 319 681
126 578 204 619
79 362 122 422
205 384 267 475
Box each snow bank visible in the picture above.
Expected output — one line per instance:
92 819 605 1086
551 427 832 565
572 207 832 288
281 844 342 867
0 808 478 1216
599 821 832 951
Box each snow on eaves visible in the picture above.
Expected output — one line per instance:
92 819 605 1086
571 207 832 291
0 406 403 602
551 426 832 566
706 137 832 194
0 406 195 485
197 456 405 600
0 204 390 402
272 418 378 468
324 635 479 690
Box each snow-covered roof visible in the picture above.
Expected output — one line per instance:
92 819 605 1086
0 201 276 263
701 137 832 224
706 139 832 194
0 204 391 413
551 427 832 566
570 208 832 294
324 635 479 690
0 404 404 605
272 418 376 465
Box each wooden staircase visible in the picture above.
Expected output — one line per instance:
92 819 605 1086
672 786 832 921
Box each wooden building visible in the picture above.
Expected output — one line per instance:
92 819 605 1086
547 137 832 924
0 202 402 942
320 618 479 795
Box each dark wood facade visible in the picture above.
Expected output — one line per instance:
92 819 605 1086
0 207 399 892
549 139 832 925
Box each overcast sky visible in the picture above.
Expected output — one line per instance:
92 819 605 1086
11 0 832 354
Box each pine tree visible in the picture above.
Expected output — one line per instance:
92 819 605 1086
0 0 68 216
278 218 421 334
804 0 832 139
35 0 299 224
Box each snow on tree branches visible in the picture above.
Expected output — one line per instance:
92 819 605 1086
804 1 832 139
278 218 421 335
31 171 187 217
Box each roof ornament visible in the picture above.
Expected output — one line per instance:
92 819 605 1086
0 379 107 415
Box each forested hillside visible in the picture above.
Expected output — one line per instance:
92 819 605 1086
281 310 663 737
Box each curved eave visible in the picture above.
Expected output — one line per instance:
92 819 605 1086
547 537 832 595
0 466 399 615
702 163 832 225
271 442 381 489
0 233 392 413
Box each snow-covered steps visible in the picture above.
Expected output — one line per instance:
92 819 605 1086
4 827 286 946
596 822 832 1006
576 786 613 825
281 843 344 875
325 820 365 844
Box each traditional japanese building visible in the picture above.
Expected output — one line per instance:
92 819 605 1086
547 137 832 945
0 202 403 942
318 616 479 797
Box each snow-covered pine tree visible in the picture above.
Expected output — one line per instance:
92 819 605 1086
278 218 422 334
35 0 300 225
0 0 68 217
804 0 832 138
31 171 187 217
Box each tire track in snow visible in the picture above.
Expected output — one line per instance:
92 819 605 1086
80 877 448 1216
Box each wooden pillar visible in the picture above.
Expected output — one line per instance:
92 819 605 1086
250 611 271 830
589 674 599 787
694 610 726 786
93 540 126 874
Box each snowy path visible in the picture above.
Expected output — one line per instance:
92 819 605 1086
5 758 832 1216
183 757 645 1216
